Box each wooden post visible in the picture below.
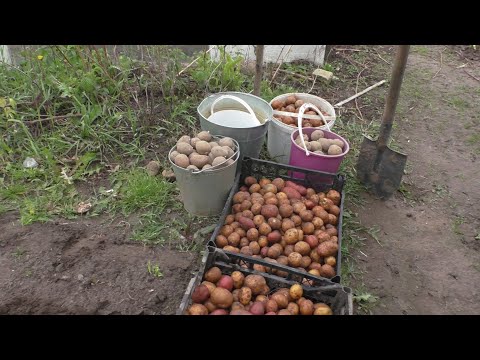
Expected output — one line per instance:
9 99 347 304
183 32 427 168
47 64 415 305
253 45 264 96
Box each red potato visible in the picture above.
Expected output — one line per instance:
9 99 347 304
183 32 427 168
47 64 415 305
217 275 234 292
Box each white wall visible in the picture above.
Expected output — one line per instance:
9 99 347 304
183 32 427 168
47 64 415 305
210 45 326 65
0 45 12 64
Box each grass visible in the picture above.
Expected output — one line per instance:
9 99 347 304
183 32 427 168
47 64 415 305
13 247 26 258
452 216 465 235
112 169 176 216
147 261 163 278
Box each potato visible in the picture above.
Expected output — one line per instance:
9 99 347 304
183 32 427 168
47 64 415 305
174 154 190 168
218 137 234 149
309 141 323 152
222 146 234 158
308 269 321 277
320 264 336 278
261 204 279 219
169 150 179 162
317 241 339 257
210 146 228 159
328 214 338 225
288 252 303 267
331 139 344 149
285 95 297 105
177 142 194 156
326 190 341 206
188 303 208 315
244 176 257 186
279 204 294 218
189 137 200 148
249 241 261 255
310 130 325 141
195 140 211 155
328 144 343 155
312 306 332 315
215 235 228 248
299 299 314 315
209 309 228 315
211 156 227 167
210 287 234 309
325 256 336 267
177 135 191 144
289 284 303 301
223 245 240 253
326 227 338 237
271 99 284 109
294 241 311 256
267 245 282 259
283 187 301 200
201 281 216 295
284 228 299 245
196 131 212 142
291 215 302 227
204 267 222 283
292 202 306 215
217 275 234 291
267 230 282 244
266 218 281 231
190 154 210 168
191 284 210 304
239 237 249 248
244 275 267 295
271 292 289 309
238 216 255 231
319 138 332 152
238 286 252 306
299 210 314 222
230 309 253 315
287 302 300 315
249 301 265 315
302 222 315 235
249 184 261 194
204 300 217 313
265 299 278 313
186 165 199 171
300 256 312 269
240 246 253 256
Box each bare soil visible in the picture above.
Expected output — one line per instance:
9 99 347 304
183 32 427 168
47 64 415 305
0 211 199 314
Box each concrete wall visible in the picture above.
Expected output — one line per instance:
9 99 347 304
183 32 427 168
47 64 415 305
0 45 11 64
210 45 326 65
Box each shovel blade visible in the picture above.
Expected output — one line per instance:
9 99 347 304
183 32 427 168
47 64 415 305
356 136 407 199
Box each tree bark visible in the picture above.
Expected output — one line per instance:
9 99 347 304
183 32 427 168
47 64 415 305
253 45 264 96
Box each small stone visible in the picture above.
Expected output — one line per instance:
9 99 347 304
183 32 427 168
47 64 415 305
76 202 92 214
55 264 64 272
60 275 70 281
77 274 84 281
406 213 413 217
162 169 176 182
146 161 160 176
23 157 38 168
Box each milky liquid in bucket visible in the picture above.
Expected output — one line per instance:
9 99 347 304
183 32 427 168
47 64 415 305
208 109 263 128
208 109 265 128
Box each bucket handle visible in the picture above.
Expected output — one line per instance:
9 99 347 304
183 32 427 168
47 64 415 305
297 103 330 157
210 95 261 125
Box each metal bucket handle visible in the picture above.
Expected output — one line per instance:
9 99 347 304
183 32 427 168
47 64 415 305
210 95 261 125
297 103 330 157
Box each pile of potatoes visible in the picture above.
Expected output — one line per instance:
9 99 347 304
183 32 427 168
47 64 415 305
271 95 330 128
186 267 333 315
169 131 237 171
215 177 341 279
294 130 346 156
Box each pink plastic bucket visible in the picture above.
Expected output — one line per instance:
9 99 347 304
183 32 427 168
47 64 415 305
289 103 349 179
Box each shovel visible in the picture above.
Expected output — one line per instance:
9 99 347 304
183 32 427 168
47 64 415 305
356 45 410 199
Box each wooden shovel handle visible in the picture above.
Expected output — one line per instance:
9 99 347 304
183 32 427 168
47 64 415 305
377 45 410 149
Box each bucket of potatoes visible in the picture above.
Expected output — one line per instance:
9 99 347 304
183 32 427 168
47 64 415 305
168 131 240 216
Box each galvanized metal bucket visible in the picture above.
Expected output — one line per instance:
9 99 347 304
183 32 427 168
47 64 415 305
267 93 336 164
197 92 272 163
168 136 240 217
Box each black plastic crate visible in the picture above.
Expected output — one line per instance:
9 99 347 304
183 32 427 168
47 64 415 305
177 246 352 315
207 157 346 283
